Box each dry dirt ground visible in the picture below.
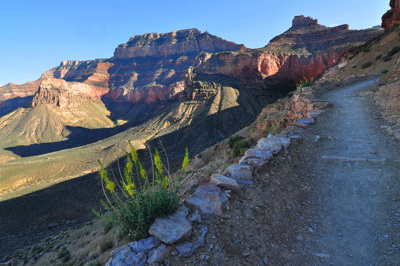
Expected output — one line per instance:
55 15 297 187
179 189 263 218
3 77 400 265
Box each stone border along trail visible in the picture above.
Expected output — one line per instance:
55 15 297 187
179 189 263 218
105 77 400 266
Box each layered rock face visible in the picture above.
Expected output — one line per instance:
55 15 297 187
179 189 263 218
0 80 41 116
40 29 245 105
187 16 382 93
113 28 246 59
29 78 109 108
266 16 381 54
382 0 400 29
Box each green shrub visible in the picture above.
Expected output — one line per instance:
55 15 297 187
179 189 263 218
100 241 114 254
58 248 71 262
362 46 371 53
375 54 383 60
361 62 373 69
93 142 185 241
381 69 389 74
388 46 400 56
296 77 314 89
228 135 245 148
232 139 251 157
382 54 392 62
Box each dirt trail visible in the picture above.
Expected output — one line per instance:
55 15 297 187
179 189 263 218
302 79 400 265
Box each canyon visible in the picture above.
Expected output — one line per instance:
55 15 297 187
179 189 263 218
0 16 381 202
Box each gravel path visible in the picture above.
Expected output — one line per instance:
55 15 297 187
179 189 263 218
303 78 400 265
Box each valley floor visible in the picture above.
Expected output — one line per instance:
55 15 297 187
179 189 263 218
3 78 400 265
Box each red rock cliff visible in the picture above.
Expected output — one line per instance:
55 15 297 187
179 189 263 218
382 0 400 29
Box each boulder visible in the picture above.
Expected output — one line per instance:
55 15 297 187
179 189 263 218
184 184 228 216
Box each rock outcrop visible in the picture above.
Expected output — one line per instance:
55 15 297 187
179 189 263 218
113 28 246 59
0 80 40 115
292 15 318 28
382 0 400 29
29 78 109 108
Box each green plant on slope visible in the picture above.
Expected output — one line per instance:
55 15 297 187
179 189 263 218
388 46 400 56
296 77 314 89
361 61 373 69
93 141 188 241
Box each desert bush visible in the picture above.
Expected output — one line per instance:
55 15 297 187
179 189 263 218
361 62 373 69
381 69 389 74
362 46 371 53
93 141 185 241
57 248 71 262
99 241 114 254
375 54 383 60
228 135 245 148
388 46 400 56
232 139 251 157
296 77 314 89
382 54 392 62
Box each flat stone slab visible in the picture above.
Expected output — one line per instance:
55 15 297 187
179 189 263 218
184 184 228 216
210 174 243 196
149 207 192 244
223 164 254 186
298 119 315 124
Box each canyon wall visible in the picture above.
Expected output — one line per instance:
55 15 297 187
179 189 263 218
382 0 400 30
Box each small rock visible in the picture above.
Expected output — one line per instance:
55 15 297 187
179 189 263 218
106 246 147 266
210 174 243 196
223 164 254 186
176 227 208 258
149 209 192 244
187 210 202 223
184 184 228 216
147 244 172 264
129 237 160 253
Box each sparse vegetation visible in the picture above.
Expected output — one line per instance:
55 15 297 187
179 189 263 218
387 46 400 56
375 54 383 60
228 136 251 157
296 77 314 89
382 54 392 62
99 241 114 254
361 61 373 69
232 139 251 157
93 141 184 241
381 69 389 74
57 248 71 262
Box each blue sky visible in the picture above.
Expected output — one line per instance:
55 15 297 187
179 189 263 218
0 0 389 85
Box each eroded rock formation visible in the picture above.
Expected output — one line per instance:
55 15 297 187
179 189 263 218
29 78 109 108
113 28 246 59
382 0 400 29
